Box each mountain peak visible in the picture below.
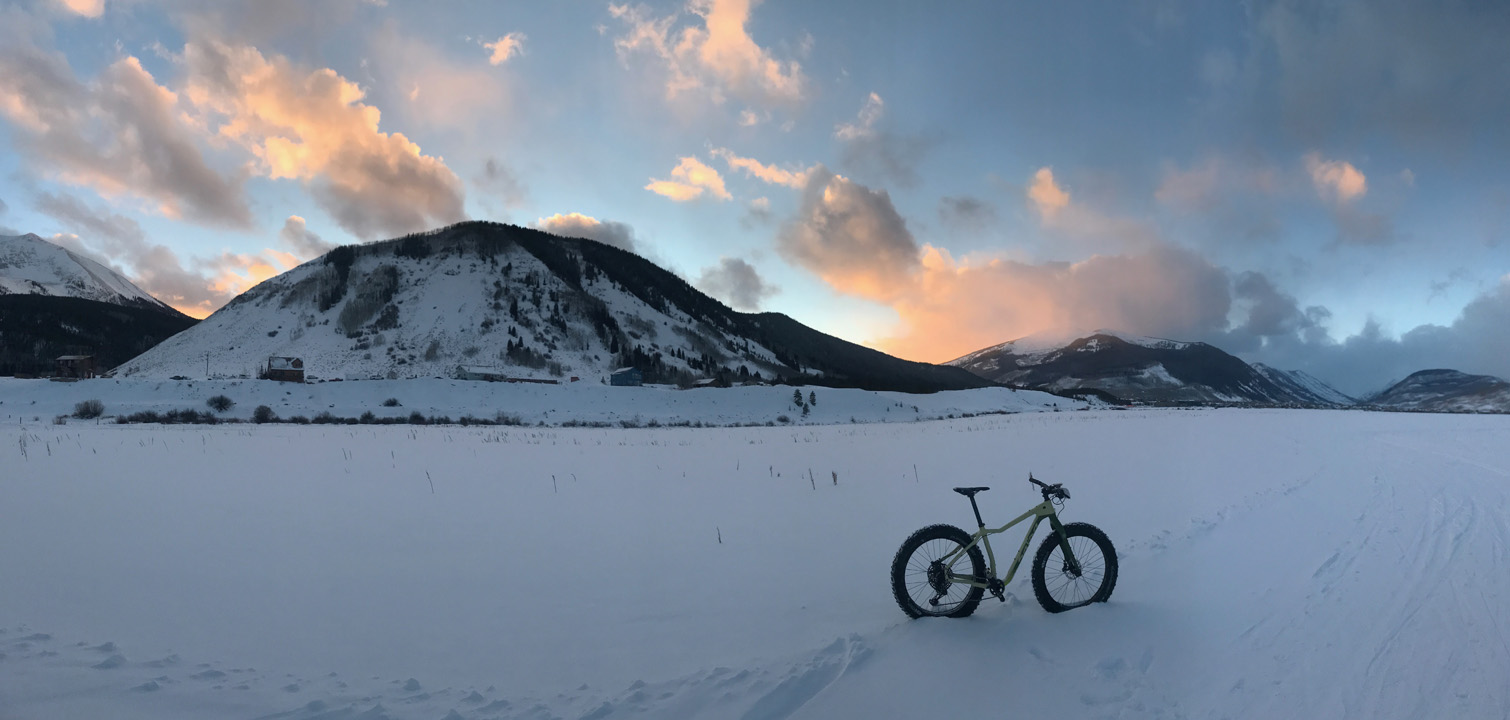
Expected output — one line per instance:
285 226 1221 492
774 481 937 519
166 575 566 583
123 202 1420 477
0 232 180 315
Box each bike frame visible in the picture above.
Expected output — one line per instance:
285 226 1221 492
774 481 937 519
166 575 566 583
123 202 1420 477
942 500 1079 588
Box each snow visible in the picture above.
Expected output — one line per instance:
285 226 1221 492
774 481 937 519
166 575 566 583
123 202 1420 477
948 328 1192 368
0 377 1081 426
0 233 168 309
2 403 1507 719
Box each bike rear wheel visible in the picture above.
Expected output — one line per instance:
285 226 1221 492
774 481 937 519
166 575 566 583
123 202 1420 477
1030 521 1117 613
890 524 986 619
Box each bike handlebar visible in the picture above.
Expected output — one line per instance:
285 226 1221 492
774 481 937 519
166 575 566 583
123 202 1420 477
1028 475 1070 501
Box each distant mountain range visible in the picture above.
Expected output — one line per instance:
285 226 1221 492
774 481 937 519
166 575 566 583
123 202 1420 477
947 330 1353 406
948 329 1508 413
0 233 196 376
4 226 1506 413
115 221 989 393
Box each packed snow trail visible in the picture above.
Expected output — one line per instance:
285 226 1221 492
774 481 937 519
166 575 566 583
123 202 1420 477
1 409 1506 718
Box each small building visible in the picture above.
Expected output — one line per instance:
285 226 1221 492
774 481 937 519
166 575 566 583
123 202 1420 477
610 367 643 387
55 355 96 379
457 365 509 382
265 356 305 383
456 365 559 384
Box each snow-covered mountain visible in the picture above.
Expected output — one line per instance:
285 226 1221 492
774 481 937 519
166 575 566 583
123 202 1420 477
1365 369 1510 413
1251 363 1356 406
116 221 988 392
1 232 195 376
0 233 176 313
948 330 1352 406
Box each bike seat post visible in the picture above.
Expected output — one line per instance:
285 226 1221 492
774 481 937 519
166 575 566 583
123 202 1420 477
968 497 985 529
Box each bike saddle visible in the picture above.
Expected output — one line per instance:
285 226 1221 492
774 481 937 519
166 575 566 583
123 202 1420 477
952 486 990 497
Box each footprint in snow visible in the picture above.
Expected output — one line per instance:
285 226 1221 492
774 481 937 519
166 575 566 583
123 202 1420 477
92 654 127 669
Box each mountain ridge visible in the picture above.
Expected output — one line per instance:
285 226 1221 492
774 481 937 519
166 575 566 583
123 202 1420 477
117 221 990 393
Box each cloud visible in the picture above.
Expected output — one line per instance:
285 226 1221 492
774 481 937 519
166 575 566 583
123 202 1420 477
834 92 931 187
1302 152 1393 245
879 243 1235 363
1256 0 1510 150
777 166 920 302
1304 152 1366 203
695 257 777 311
608 0 806 109
369 22 510 130
536 212 639 253
485 32 527 65
1028 167 1070 220
834 92 884 141
938 195 997 233
0 31 253 228
34 191 291 317
56 0 105 18
711 147 807 188
278 215 335 259
182 39 466 240
1237 276 1510 396
740 196 773 228
474 157 528 209
1155 155 1285 244
645 156 731 202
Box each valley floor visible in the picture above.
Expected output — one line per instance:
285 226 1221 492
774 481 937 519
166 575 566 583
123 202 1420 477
1 409 1507 719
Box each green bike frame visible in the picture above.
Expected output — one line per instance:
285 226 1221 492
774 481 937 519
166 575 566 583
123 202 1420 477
942 500 1080 588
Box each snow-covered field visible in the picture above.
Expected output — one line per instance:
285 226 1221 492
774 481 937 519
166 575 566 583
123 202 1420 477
0 377 1085 427
2 408 1507 719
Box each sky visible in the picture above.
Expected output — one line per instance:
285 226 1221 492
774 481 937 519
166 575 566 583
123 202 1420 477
0 0 1507 396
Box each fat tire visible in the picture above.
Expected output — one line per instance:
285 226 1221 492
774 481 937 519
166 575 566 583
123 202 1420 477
890 524 986 619
1030 521 1117 613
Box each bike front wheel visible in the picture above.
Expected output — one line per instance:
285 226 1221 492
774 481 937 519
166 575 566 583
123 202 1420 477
1030 521 1117 613
890 524 986 619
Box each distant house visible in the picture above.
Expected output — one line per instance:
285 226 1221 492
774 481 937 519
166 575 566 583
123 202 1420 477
265 356 305 383
55 355 96 379
610 367 643 387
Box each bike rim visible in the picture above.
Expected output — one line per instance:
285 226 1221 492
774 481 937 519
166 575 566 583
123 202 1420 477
903 538 977 615
1044 536 1107 608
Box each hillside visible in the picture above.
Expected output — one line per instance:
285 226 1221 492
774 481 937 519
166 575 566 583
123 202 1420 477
115 221 989 393
1366 369 1510 413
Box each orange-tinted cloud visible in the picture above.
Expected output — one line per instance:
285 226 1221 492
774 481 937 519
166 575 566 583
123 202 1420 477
1305 152 1367 203
772 169 1237 363
645 156 731 201
56 0 104 18
536 212 639 253
0 33 253 227
609 0 806 109
1028 167 1070 220
485 32 527 65
879 244 1233 363
183 39 466 240
711 147 808 188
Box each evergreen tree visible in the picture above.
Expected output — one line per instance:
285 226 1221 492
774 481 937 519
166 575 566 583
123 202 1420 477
793 388 804 407
809 391 817 406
